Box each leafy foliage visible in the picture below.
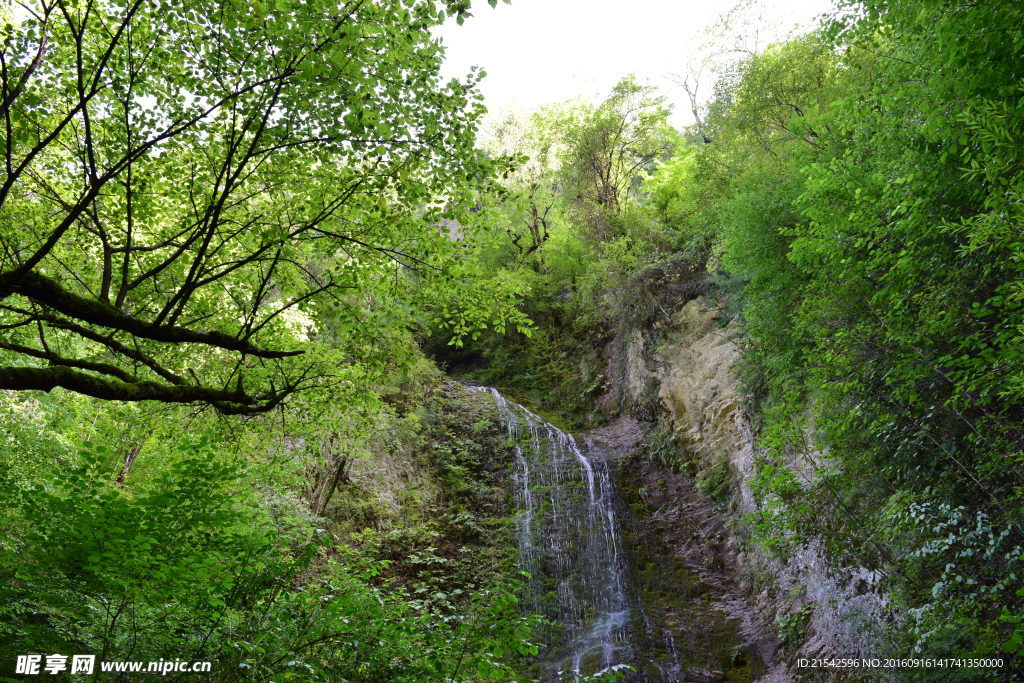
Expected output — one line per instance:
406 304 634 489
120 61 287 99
429 77 683 424
0 366 538 680
0 0 525 412
0 0 539 678
678 0 1024 665
445 0 1024 668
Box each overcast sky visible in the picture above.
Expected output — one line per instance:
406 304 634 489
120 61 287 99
436 0 835 128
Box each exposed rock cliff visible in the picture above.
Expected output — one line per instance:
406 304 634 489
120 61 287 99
600 295 889 678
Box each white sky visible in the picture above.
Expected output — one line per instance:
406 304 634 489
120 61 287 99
436 0 835 128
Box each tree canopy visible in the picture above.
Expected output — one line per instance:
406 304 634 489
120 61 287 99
0 0 518 413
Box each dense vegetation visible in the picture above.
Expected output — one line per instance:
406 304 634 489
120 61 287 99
435 0 1024 671
0 369 538 679
0 0 538 679
2 0 1022 678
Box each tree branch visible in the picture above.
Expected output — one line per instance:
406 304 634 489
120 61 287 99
4 271 303 358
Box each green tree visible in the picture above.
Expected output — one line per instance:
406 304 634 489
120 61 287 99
478 109 567 275
0 0 513 413
697 0 1024 661
560 77 677 243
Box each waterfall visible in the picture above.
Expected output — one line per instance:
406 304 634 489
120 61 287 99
472 386 634 679
471 385 773 682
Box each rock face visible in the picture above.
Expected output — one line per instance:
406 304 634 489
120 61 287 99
587 415 786 683
655 300 760 515
601 295 889 678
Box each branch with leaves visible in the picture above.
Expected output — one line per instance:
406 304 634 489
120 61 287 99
0 0 508 412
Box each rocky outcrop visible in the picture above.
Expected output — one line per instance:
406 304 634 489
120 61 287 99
600 295 889 678
589 415 787 682
654 299 760 514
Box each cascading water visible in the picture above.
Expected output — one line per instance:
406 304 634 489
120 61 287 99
471 386 634 679
470 385 771 682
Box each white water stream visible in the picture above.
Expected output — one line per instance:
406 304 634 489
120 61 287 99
472 387 634 679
